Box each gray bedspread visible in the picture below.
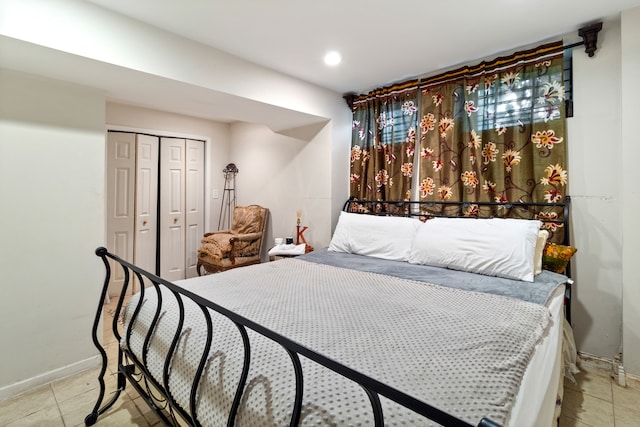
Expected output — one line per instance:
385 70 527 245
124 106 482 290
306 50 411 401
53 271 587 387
298 248 567 306
123 257 553 426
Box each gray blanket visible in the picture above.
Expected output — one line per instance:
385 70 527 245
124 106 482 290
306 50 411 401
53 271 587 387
123 257 552 426
298 248 567 305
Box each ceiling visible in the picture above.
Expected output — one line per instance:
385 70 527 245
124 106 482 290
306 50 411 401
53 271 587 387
86 0 640 95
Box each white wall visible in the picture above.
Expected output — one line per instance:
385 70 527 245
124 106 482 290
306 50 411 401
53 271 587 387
567 21 623 361
621 7 640 376
0 69 105 397
0 0 341 132
230 122 335 252
567 12 640 376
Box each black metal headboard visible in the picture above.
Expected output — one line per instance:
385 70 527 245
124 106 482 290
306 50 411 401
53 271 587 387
342 196 574 324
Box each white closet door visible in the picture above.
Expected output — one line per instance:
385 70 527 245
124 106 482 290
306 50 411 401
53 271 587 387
185 139 204 278
160 137 186 281
134 134 159 289
106 132 135 296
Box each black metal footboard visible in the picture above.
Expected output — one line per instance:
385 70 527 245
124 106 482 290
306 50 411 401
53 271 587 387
86 246 502 427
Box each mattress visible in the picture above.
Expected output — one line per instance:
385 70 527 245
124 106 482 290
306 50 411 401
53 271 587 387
508 284 565 427
121 257 567 426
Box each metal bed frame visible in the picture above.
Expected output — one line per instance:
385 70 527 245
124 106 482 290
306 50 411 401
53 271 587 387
342 197 573 324
85 197 571 427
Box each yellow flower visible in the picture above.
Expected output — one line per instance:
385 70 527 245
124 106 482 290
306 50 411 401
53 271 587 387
531 130 563 149
439 117 455 138
540 164 568 187
502 149 521 172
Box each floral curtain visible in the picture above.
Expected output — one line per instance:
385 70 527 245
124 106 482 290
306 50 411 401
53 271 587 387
350 81 419 201
417 42 567 206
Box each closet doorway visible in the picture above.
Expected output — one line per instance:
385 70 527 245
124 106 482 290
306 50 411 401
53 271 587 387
106 131 204 296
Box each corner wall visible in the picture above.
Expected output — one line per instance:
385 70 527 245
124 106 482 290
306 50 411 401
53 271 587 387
621 7 640 376
566 20 623 361
0 69 105 397
229 121 335 252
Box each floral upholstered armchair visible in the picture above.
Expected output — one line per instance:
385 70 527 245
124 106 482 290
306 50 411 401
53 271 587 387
196 205 269 275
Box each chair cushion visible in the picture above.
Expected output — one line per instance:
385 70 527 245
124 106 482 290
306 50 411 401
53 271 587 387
232 205 266 234
198 236 261 262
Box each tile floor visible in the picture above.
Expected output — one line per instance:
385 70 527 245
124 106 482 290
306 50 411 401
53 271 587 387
0 295 160 427
1 296 639 426
559 365 640 427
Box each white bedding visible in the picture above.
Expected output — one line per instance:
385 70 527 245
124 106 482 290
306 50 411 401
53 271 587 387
509 284 565 426
121 258 562 426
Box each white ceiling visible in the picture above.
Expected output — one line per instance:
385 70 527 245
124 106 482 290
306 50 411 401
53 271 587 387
86 0 640 95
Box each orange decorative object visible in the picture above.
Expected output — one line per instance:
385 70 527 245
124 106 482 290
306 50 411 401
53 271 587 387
296 225 308 245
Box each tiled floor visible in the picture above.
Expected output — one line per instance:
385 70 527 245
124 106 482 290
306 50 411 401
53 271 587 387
0 296 160 427
560 365 640 427
1 296 639 426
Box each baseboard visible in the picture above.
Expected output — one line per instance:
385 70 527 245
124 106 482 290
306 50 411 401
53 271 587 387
577 351 640 389
0 355 101 402
577 351 614 373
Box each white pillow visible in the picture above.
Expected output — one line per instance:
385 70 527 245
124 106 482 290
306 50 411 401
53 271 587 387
534 229 550 276
328 211 422 261
407 217 542 282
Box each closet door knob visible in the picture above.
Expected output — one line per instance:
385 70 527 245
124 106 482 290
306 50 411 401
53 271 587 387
173 218 178 224
142 220 147 226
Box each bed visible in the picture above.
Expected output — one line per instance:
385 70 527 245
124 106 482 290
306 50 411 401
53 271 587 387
85 197 575 427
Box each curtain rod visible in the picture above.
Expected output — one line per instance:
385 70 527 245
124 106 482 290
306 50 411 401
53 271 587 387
343 22 602 108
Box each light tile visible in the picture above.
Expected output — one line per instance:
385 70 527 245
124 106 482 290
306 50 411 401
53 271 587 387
59 372 121 426
93 397 150 426
5 404 64 427
561 388 614 426
107 354 120 375
614 404 640 427
103 332 120 348
565 368 613 402
105 341 121 360
612 382 640 412
0 385 56 425
58 388 101 427
51 367 101 403
559 415 593 427
124 380 141 401
625 374 640 391
132 395 163 425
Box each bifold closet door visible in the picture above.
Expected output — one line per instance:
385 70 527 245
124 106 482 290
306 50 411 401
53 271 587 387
159 137 204 280
107 132 159 295
185 139 204 279
107 133 204 287
106 132 135 296
134 134 159 286
160 137 186 281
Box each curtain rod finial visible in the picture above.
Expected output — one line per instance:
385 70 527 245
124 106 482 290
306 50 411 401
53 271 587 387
578 22 603 57
343 93 356 110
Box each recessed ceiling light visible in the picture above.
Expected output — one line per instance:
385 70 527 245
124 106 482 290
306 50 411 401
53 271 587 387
324 51 342 66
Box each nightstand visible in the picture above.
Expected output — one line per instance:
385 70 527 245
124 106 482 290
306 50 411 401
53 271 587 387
268 244 313 261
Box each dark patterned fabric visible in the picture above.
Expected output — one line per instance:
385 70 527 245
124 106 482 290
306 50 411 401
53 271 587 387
350 81 419 201
348 42 568 243
418 42 567 209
